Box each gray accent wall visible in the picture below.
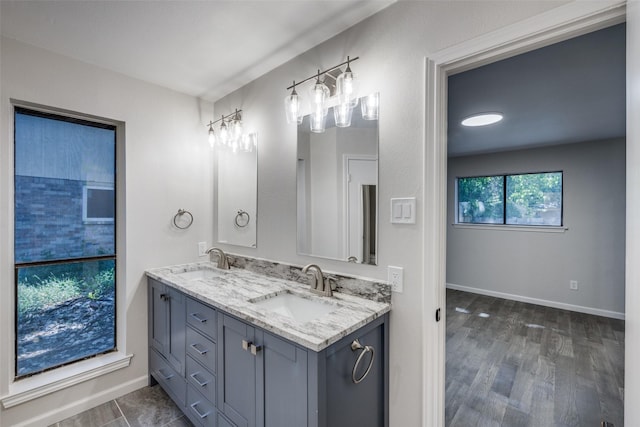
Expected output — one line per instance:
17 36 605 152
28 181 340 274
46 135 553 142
447 138 626 317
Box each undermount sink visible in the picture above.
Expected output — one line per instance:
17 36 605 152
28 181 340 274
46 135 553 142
173 267 228 280
250 291 337 323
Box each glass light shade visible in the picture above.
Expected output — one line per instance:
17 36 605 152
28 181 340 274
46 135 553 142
309 81 330 109
208 125 215 148
334 101 353 127
218 122 229 145
246 132 258 151
361 93 380 120
284 91 303 124
231 118 243 143
336 71 359 107
310 107 327 133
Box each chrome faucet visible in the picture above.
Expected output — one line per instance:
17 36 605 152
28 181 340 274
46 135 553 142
301 264 335 297
206 247 230 270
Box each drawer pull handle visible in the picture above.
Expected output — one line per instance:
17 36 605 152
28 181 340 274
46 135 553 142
158 368 174 381
190 402 211 419
190 312 207 323
190 372 210 387
351 339 375 384
190 343 208 355
160 293 169 301
250 344 262 356
242 339 251 351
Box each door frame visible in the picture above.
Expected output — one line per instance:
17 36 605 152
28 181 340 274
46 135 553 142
421 1 629 425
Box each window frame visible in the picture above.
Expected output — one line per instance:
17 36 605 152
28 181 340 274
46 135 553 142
13 106 118 379
455 170 564 227
83 184 116 224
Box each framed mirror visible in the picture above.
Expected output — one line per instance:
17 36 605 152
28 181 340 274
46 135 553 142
217 140 257 248
296 93 379 265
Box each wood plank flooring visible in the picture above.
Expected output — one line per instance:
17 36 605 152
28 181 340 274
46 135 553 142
446 289 625 427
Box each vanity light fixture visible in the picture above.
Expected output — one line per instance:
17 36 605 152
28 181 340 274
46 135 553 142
461 112 504 127
204 109 255 153
285 56 369 133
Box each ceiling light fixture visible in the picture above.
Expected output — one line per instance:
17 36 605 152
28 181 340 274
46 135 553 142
461 112 504 127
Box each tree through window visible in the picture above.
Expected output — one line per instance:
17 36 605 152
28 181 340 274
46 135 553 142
457 172 563 226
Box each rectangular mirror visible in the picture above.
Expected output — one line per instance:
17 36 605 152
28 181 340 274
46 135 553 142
217 141 257 248
296 93 379 265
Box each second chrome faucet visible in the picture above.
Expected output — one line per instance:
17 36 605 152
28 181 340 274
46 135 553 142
301 264 336 297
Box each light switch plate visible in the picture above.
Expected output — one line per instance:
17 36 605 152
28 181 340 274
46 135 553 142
390 197 416 224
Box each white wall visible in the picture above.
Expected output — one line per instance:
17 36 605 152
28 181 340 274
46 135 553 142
447 139 626 318
212 2 569 425
625 0 640 422
0 37 213 426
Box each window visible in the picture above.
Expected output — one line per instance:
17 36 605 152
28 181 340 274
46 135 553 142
14 107 117 378
457 172 563 226
83 185 115 223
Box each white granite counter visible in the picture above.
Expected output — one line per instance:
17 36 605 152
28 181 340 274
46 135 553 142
146 262 391 352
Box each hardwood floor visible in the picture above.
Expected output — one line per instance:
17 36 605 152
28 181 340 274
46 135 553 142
446 289 625 427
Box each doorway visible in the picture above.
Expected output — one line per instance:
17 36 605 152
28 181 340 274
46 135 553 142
421 2 636 426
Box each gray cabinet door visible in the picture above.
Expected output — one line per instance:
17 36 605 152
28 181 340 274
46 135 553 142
149 279 168 356
262 332 308 427
218 314 258 427
166 287 186 375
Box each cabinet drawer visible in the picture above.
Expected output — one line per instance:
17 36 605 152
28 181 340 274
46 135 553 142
187 298 217 339
217 412 236 427
187 355 216 404
149 348 186 407
187 385 216 427
187 326 217 371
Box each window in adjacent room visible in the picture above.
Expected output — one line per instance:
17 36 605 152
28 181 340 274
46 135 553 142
14 107 117 378
457 171 563 226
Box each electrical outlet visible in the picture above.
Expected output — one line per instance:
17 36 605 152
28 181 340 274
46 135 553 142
198 242 207 257
570 280 578 291
388 266 404 293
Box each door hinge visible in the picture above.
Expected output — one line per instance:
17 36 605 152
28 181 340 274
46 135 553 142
435 308 441 322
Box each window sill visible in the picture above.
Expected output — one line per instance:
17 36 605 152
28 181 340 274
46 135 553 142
452 223 568 233
1 352 133 409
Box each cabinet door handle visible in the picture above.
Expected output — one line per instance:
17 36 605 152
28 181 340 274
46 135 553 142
242 339 251 351
190 312 207 323
190 372 210 387
160 293 169 301
158 368 174 381
250 344 262 356
190 343 208 355
190 402 211 419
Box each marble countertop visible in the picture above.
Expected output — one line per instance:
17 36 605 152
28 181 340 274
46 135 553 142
146 262 390 352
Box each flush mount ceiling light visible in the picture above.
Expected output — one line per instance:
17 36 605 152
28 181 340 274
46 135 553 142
461 112 504 127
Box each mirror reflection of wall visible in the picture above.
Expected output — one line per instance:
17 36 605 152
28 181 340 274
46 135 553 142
217 144 257 248
297 94 379 265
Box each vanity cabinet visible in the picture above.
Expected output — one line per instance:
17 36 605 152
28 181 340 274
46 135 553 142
148 278 389 427
148 279 187 405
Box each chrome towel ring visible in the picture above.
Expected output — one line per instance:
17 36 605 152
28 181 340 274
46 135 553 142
235 210 250 228
351 339 375 384
173 209 193 229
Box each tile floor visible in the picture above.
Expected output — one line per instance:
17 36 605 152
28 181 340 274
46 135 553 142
49 385 193 427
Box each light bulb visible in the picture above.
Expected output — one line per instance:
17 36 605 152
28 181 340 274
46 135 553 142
219 121 229 145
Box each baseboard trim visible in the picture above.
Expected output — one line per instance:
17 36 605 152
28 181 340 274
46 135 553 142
446 283 625 320
11 374 148 427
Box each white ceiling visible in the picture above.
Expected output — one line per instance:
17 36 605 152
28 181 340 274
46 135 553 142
0 0 394 102
447 23 626 157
